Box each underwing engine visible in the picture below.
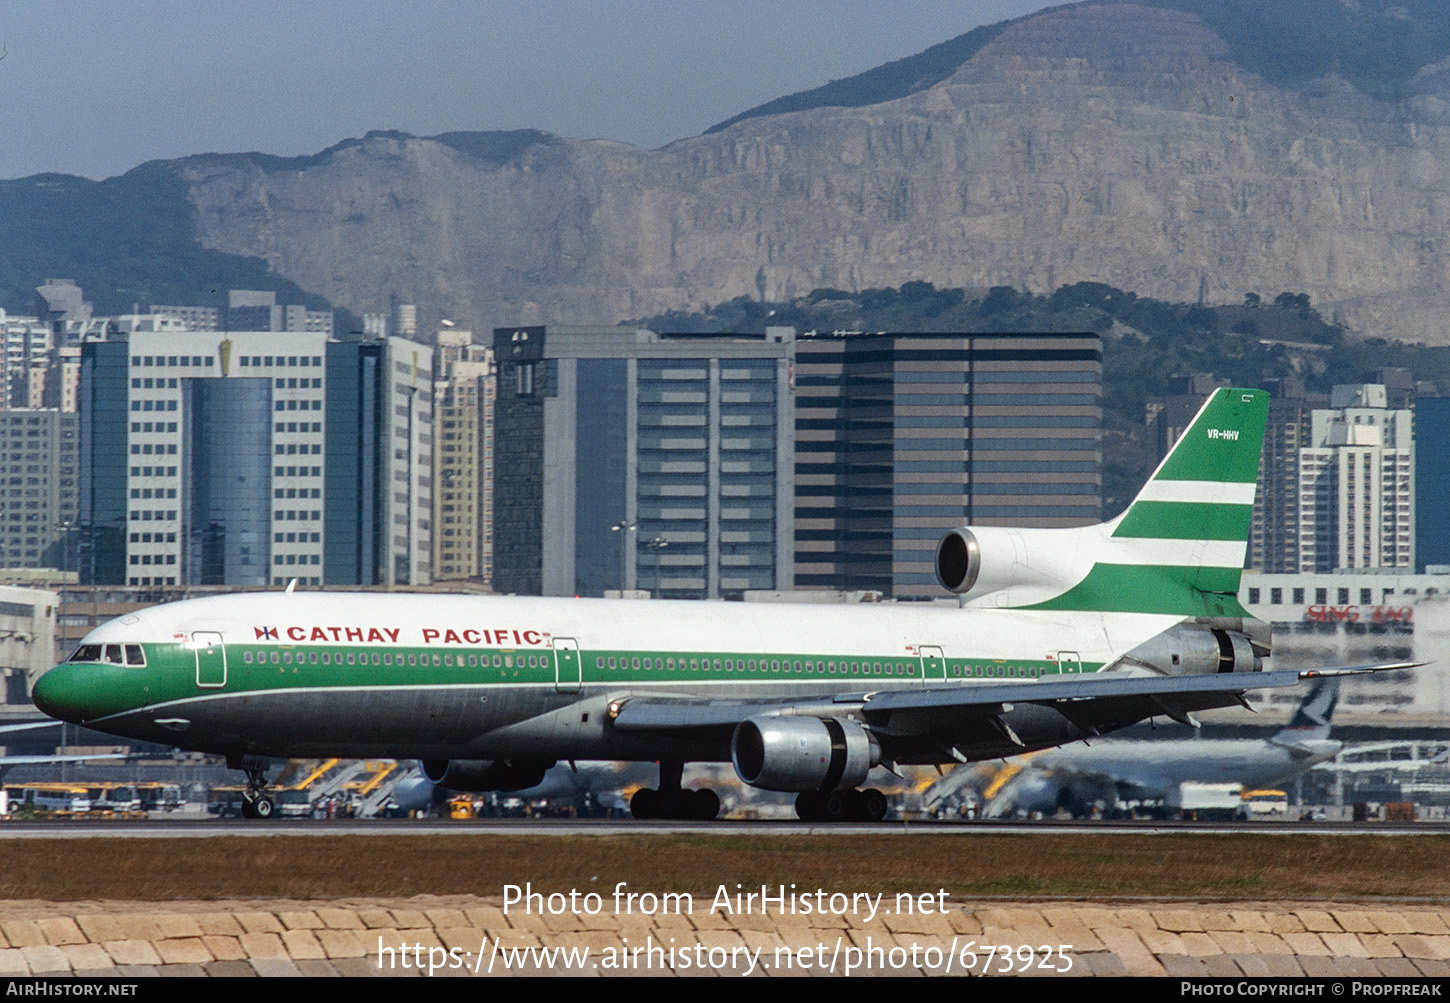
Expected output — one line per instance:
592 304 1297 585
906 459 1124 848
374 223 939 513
731 715 880 792
421 759 551 792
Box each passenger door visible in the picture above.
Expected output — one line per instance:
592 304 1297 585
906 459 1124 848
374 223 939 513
553 637 581 694
193 632 227 688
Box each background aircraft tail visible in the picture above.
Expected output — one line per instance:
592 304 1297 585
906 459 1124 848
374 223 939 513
1270 678 1340 746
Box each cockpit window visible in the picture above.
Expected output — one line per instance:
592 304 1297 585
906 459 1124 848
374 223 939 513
104 645 124 665
124 644 146 667
69 645 102 663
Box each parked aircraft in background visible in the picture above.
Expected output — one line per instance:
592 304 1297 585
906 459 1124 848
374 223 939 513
938 678 1342 818
31 388 1412 821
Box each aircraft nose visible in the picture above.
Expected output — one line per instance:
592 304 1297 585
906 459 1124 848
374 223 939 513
32 664 101 723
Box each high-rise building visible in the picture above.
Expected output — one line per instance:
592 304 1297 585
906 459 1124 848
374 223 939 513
1416 395 1450 570
78 330 431 587
0 410 78 571
225 291 334 336
432 329 495 583
1250 378 1325 573
1297 384 1414 572
792 331 1102 596
492 325 795 598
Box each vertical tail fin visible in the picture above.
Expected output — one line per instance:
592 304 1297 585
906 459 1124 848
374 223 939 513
1013 387 1269 616
1108 387 1269 596
1271 678 1339 746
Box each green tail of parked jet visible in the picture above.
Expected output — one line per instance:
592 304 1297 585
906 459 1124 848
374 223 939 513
33 388 1412 821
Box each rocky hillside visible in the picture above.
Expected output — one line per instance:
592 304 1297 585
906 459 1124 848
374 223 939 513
19 2 1450 342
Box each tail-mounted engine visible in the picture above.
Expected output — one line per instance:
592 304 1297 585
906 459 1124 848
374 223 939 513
934 526 1087 604
1112 622 1267 676
732 715 880 793
421 759 551 792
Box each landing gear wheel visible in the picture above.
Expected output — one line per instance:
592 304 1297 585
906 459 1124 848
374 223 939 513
859 789 888 822
241 792 275 820
824 790 854 822
630 788 660 820
795 792 827 822
689 788 721 821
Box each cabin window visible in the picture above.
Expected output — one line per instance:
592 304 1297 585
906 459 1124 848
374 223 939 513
608 656 617 670
433 654 442 667
270 652 280 665
310 653 319 665
771 660 780 672
690 658 699 671
633 657 641 670
410 654 419 667
283 652 293 665
243 650 253 664
444 655 453 667
713 659 721 671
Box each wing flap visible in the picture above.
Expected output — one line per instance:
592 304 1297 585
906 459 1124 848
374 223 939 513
607 663 1421 733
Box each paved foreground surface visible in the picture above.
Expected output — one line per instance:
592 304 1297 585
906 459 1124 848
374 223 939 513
1 897 1449 977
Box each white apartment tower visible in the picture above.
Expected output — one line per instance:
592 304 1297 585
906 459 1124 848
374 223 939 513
1298 384 1414 572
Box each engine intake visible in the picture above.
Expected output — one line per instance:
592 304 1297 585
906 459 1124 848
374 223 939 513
421 759 551 792
935 529 981 594
732 715 879 793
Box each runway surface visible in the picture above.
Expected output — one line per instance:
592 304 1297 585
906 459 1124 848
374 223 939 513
1 817 1446 837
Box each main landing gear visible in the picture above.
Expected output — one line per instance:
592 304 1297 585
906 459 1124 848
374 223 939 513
629 761 721 821
795 788 889 823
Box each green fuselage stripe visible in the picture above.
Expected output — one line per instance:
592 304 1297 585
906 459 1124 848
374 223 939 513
57 642 1108 720
1112 501 1253 541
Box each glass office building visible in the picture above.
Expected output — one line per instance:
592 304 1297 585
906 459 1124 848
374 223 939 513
78 330 432 586
492 326 795 599
793 332 1102 596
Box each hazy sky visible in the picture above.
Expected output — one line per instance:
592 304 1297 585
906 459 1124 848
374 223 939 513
1 1 1053 181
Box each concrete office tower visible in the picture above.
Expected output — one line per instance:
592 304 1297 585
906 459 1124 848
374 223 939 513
0 585 58 707
146 305 221 331
1298 384 1414 572
0 410 79 571
77 330 431 587
432 329 495 583
493 325 795 599
793 332 1102 597
33 280 91 328
226 291 334 336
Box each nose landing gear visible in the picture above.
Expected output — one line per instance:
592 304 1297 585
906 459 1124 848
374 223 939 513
230 754 276 820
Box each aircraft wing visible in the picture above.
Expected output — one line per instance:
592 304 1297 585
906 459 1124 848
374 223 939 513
610 663 1420 733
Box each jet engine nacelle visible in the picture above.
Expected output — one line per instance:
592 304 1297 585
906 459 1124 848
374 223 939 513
934 525 1086 600
1118 624 1264 676
421 759 551 792
731 715 880 793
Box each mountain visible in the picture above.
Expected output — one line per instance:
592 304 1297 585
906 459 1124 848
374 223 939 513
8 1 1450 342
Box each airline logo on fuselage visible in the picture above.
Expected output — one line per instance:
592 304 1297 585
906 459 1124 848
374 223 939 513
253 625 548 646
